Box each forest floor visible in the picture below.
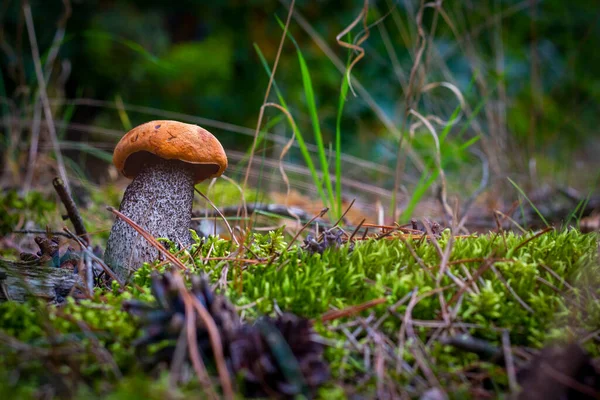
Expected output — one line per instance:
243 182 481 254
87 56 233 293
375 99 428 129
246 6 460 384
0 182 599 399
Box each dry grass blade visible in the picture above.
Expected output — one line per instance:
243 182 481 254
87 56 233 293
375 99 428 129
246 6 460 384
219 175 248 224
446 258 503 309
175 271 235 399
262 102 302 226
195 188 239 246
320 298 388 323
514 226 554 252
490 265 534 314
22 1 71 194
390 0 431 223
502 330 518 395
62 227 123 287
106 207 187 272
332 198 356 228
178 278 219 400
284 207 329 252
188 289 234 399
243 0 295 191
22 0 71 193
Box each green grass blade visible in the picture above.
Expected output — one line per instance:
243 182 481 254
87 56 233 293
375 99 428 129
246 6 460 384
82 30 163 66
275 17 336 215
507 177 550 227
293 40 336 214
335 47 351 219
254 43 329 207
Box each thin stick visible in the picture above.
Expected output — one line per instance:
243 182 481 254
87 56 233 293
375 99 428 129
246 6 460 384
490 265 534 314
514 226 554 252
63 227 123 287
285 207 329 252
320 298 387 323
180 283 219 400
106 207 187 272
332 198 356 228
502 330 518 395
189 290 234 399
348 218 366 242
53 177 89 245
23 1 70 194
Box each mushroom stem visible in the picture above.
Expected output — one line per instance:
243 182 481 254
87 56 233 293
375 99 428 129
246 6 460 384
104 159 195 281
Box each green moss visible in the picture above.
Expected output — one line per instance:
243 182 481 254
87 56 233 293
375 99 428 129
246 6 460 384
0 228 598 398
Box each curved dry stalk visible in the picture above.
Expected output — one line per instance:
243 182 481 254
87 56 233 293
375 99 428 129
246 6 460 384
390 0 434 222
261 102 302 227
242 0 296 191
409 108 452 219
416 81 466 128
194 188 240 247
335 0 370 96
219 174 248 226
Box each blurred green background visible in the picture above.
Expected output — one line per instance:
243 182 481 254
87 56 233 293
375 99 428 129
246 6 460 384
1 0 599 220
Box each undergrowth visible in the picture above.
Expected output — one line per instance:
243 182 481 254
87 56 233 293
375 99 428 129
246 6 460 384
1 226 598 399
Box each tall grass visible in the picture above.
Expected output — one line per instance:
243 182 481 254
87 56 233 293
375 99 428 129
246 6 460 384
253 19 355 223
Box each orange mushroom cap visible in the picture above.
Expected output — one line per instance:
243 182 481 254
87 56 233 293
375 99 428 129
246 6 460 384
113 120 228 184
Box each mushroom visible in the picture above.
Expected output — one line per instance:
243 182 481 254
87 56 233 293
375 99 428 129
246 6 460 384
104 120 227 281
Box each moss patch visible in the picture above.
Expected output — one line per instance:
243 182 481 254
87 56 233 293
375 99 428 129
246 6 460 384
1 226 598 398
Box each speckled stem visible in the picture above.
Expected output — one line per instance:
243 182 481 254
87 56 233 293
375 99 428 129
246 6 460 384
104 159 194 281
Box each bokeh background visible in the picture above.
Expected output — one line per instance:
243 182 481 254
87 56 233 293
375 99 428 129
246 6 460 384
1 0 599 225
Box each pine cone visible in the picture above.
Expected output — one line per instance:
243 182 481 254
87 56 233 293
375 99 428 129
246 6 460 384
517 343 600 400
229 313 329 398
123 272 240 367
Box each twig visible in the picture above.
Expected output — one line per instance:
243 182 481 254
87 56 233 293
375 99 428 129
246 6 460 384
107 207 187 272
332 198 356 228
183 275 234 399
502 330 518 395
62 227 122 288
490 265 534 314
13 229 72 238
513 226 554 252
285 207 329 252
178 278 219 400
53 177 89 245
23 1 70 194
320 298 387 323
